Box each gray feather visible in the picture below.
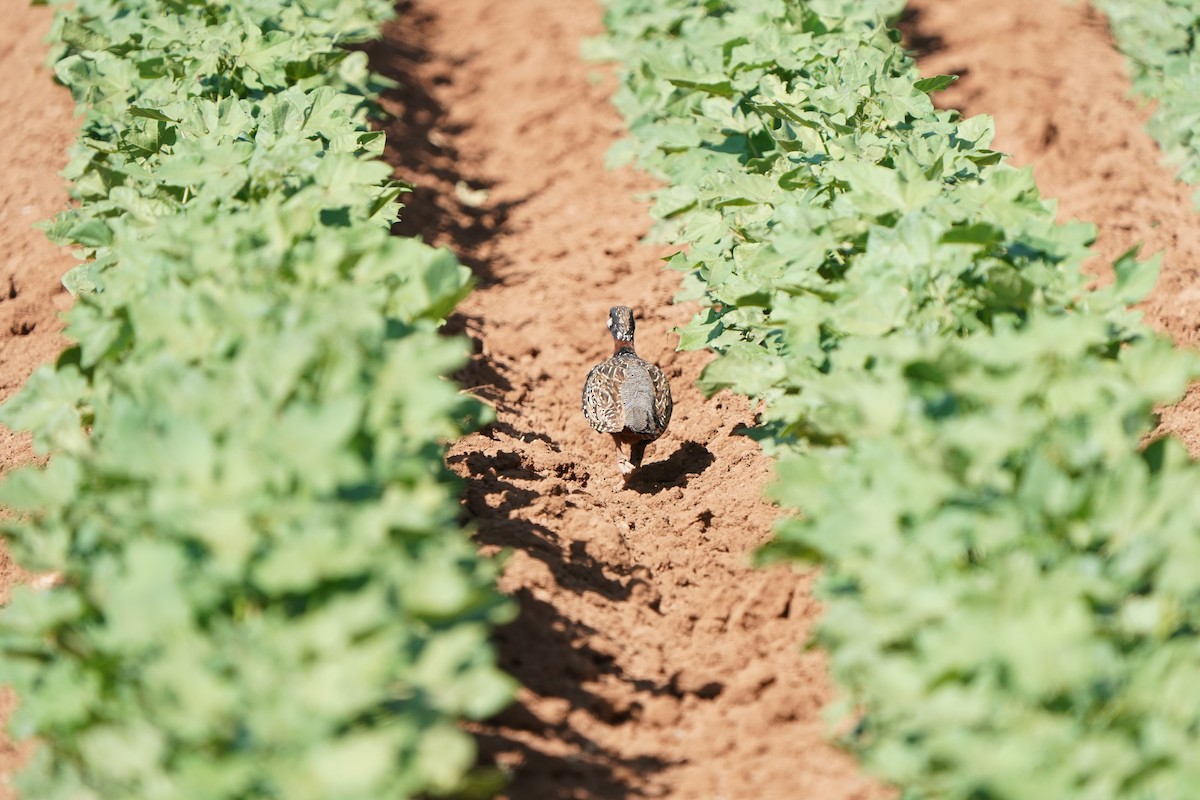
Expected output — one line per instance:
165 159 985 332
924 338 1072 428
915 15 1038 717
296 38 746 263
618 363 656 434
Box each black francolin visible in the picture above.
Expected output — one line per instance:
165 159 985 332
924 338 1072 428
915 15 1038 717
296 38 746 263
582 306 673 480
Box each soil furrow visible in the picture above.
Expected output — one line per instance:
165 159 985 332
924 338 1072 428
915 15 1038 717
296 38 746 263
904 0 1200 451
0 9 75 477
368 2 886 798
0 6 77 795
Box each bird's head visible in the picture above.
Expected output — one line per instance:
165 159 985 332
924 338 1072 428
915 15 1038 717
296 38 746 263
607 306 636 346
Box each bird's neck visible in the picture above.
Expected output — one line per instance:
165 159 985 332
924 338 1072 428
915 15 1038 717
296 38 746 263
613 340 636 355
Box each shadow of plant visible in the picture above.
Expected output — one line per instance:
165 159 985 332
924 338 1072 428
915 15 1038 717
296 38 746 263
367 7 670 795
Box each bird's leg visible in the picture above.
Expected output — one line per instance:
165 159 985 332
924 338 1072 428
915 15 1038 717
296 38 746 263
629 440 648 469
612 435 635 478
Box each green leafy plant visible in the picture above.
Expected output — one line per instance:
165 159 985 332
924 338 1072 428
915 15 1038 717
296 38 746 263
0 1 513 797
1095 0 1200 204
600 0 1200 797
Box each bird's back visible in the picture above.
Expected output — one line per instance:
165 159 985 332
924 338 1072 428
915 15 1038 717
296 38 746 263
583 350 671 440
617 356 657 435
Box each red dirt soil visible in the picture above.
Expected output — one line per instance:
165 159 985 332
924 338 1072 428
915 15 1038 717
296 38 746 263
1 1 1199 799
368 2 886 797
0 7 74 475
0 7 76 797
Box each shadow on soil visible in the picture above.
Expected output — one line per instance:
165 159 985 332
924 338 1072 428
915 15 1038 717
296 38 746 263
896 7 946 59
450 445 679 797
368 6 672 796
361 0 527 285
477 591 679 799
627 440 715 494
457 454 647 603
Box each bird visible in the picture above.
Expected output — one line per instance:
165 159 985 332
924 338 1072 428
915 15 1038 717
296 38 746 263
582 306 673 480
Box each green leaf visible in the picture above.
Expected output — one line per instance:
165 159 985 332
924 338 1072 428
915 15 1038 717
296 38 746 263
666 76 736 98
128 106 179 123
66 219 112 247
698 342 786 397
940 221 1005 245
60 19 111 51
914 75 958 93
1110 244 1161 305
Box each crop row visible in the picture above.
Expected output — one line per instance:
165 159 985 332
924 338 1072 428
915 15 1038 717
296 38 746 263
1095 0 1200 201
0 1 511 798
601 0 1200 797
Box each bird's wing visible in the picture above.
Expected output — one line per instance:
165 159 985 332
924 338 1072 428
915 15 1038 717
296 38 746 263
645 362 673 434
582 360 626 433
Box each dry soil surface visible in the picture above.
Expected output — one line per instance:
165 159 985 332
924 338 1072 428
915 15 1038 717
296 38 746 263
2 1 1200 799
368 2 886 797
0 6 75 474
0 5 77 795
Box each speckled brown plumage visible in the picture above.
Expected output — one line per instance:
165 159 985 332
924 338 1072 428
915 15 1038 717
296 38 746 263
582 306 672 478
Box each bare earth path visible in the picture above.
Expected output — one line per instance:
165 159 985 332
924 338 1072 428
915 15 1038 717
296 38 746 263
904 0 1200 451
0 7 76 796
0 7 74 475
368 2 885 798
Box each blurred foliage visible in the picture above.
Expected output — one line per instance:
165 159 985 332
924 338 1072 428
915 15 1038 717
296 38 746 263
0 1 514 797
1096 0 1200 205
600 0 1200 797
